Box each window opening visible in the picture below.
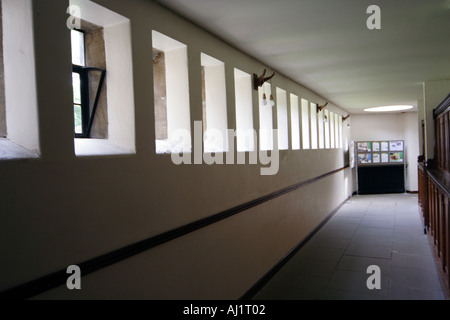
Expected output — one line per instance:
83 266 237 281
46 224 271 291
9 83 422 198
290 94 300 150
310 102 318 149
301 98 310 149
152 30 191 154
259 82 274 151
201 53 228 153
234 68 254 152
276 87 288 150
71 29 106 139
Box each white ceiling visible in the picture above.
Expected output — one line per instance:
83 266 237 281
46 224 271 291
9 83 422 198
154 0 450 114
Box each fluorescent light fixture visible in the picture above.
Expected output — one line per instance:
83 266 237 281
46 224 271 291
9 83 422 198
364 105 413 112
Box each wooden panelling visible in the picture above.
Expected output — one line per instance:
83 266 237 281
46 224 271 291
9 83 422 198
434 93 450 173
419 93 450 289
418 163 428 229
420 168 450 287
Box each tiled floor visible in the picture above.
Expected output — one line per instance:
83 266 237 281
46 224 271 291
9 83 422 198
252 194 448 300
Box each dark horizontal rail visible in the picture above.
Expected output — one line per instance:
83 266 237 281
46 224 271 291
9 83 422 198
427 168 450 198
0 166 348 300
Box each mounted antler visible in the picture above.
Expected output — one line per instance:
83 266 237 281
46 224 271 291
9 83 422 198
342 114 351 121
253 69 275 90
317 102 328 113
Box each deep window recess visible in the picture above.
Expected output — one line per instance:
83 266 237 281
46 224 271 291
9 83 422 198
201 53 228 153
276 87 288 150
71 28 106 139
337 114 342 148
259 82 274 151
301 98 310 149
0 0 6 138
152 30 191 154
0 0 39 159
70 0 135 157
290 94 300 150
330 111 335 148
318 107 325 149
324 109 330 148
234 68 254 152
310 102 318 149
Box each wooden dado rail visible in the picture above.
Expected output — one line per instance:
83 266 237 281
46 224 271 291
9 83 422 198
418 162 450 289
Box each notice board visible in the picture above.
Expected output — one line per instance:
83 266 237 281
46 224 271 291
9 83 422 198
356 140 405 194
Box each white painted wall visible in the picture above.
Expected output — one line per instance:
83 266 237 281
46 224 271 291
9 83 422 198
0 0 353 299
351 112 420 191
403 112 420 191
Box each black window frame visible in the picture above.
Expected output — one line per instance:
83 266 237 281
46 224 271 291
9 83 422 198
71 29 106 139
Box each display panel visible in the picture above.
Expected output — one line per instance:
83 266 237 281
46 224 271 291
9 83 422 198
357 142 371 153
373 142 380 152
356 140 404 166
358 153 371 164
389 141 403 151
373 153 380 163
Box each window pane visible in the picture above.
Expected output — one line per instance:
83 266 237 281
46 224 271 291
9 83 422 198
74 105 82 134
72 73 81 104
71 30 85 66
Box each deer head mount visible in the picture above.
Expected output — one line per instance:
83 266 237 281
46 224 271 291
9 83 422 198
343 114 351 121
317 102 328 113
253 69 275 90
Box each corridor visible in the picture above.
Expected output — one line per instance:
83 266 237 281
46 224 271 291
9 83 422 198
252 194 448 300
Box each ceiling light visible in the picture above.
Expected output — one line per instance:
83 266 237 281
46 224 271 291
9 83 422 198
364 105 413 112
